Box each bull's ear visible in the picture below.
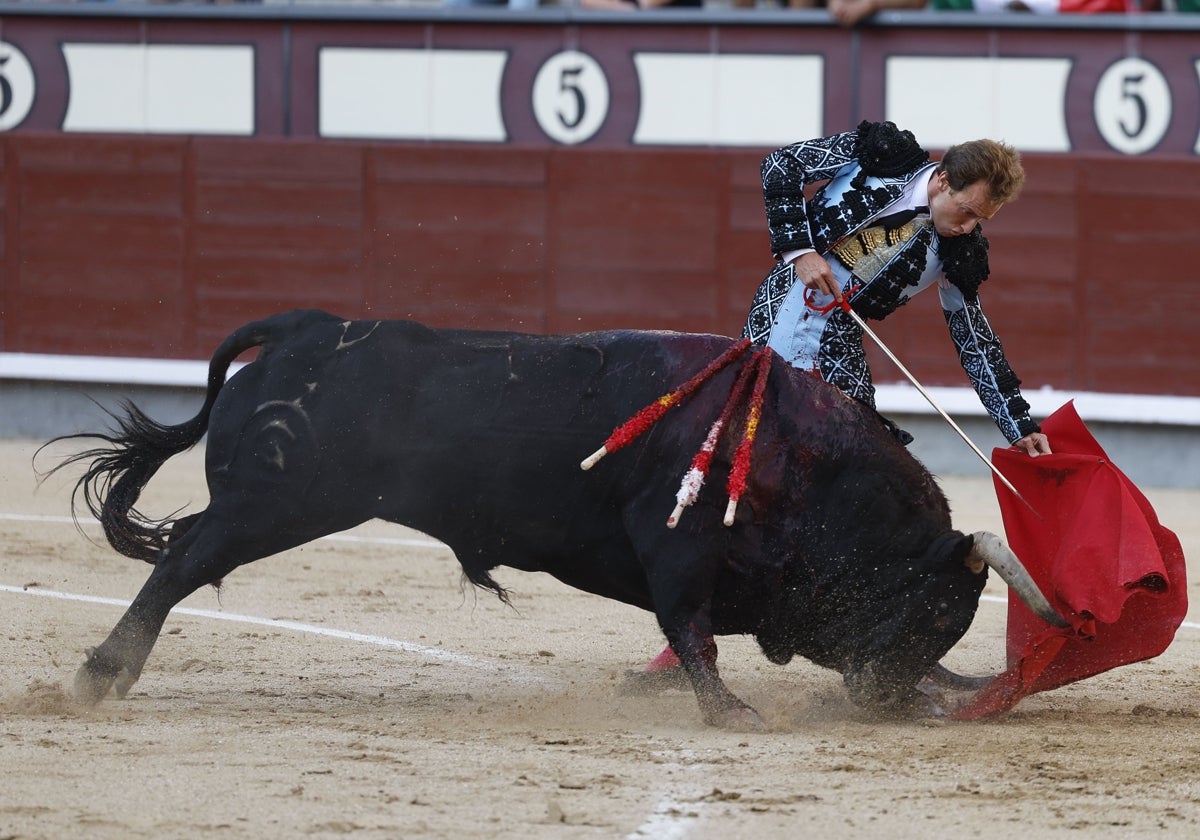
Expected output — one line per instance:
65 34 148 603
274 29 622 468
925 531 979 572
945 532 985 574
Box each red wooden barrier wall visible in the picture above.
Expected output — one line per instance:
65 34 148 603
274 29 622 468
1 133 1197 398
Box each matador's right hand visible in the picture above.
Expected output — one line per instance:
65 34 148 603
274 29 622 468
791 252 843 302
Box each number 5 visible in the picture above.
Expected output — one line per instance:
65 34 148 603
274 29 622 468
1118 73 1148 140
532 51 610 145
1094 57 1170 155
557 66 585 130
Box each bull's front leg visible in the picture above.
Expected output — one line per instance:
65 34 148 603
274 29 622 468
664 618 766 733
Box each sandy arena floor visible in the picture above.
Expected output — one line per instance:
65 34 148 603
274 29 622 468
2 437 1198 839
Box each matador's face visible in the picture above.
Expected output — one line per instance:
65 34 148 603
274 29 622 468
928 170 1003 238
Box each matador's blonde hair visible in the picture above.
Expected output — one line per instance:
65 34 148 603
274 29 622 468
938 140 1025 205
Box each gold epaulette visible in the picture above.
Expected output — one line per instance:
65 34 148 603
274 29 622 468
829 219 929 280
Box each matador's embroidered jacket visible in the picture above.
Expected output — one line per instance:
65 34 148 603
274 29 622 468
741 121 1039 444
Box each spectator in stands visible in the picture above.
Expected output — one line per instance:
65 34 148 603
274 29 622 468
444 0 541 8
830 0 1133 20
579 0 702 7
730 0 828 8
931 0 1135 9
828 0 926 23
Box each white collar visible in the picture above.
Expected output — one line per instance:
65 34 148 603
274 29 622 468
867 163 937 225
902 163 938 212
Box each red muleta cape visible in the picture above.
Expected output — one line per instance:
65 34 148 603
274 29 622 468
952 401 1188 719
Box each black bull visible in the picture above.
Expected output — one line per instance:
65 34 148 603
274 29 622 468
52 309 1064 730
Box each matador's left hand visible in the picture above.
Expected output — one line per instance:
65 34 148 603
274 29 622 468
1013 432 1051 458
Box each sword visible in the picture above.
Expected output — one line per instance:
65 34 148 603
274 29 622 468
838 300 1041 518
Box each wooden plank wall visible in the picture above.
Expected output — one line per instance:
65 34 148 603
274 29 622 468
1 133 1196 398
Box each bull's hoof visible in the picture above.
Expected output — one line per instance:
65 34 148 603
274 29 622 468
113 666 138 699
618 666 691 695
704 705 767 733
72 648 136 705
73 661 116 705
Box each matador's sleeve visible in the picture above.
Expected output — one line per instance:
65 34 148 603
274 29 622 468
938 282 1041 444
760 129 860 256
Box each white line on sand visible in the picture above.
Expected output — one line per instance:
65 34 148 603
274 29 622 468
0 582 493 668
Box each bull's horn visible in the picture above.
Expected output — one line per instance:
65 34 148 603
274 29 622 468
969 531 1071 628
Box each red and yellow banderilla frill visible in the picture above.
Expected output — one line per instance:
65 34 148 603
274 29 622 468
579 338 751 470
723 347 773 526
667 350 759 528
581 337 774 528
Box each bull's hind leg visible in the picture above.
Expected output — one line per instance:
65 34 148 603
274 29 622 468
74 513 270 704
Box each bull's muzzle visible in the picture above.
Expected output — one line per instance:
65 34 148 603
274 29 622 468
966 531 1070 628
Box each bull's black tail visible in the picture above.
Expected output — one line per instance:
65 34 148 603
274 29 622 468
41 312 325 564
